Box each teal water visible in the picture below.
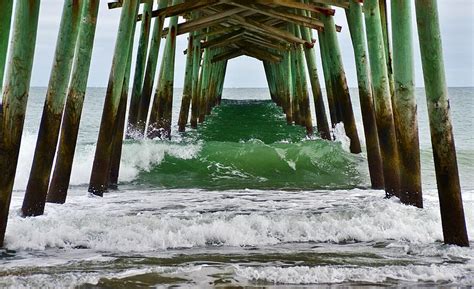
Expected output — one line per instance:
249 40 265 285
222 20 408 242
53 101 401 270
1 88 473 288
136 100 364 190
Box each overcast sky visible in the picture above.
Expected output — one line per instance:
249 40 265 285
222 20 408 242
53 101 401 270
26 0 474 88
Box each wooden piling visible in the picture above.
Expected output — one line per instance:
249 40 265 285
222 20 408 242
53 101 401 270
0 0 13 145
198 45 211 123
299 24 330 140
109 33 136 190
206 51 221 111
264 61 278 104
22 0 83 217
190 32 202 128
378 0 395 100
276 61 286 106
214 57 227 107
47 0 101 204
88 0 140 196
392 0 422 207
126 0 153 138
136 0 168 137
0 0 13 93
294 30 313 135
321 10 361 154
364 0 401 197
268 62 280 105
346 0 384 189
205 49 220 115
217 60 227 104
0 0 41 247
178 33 196 132
318 30 338 129
282 50 293 124
214 58 226 106
147 10 179 139
415 0 469 246
290 45 301 126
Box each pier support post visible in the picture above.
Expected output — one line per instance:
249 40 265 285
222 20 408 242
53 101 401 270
274 62 285 107
126 0 153 138
0 0 13 146
178 33 196 132
321 10 361 153
0 0 13 93
207 51 221 111
136 0 168 137
300 24 330 139
217 60 227 104
109 36 136 189
148 10 179 139
282 50 293 124
215 60 225 105
415 0 469 246
88 0 140 196
392 0 422 207
318 30 338 128
190 33 202 128
216 58 227 105
295 41 313 134
22 0 83 217
290 45 301 126
364 0 401 197
47 0 101 204
0 0 41 246
264 62 276 104
346 0 384 189
198 45 211 123
378 0 395 99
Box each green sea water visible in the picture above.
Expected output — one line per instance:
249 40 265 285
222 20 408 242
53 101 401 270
1 88 473 288
136 100 364 190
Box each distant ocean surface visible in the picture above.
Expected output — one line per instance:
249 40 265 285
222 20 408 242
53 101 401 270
1 87 473 288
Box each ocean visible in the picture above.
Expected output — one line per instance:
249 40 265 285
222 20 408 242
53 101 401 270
0 87 473 288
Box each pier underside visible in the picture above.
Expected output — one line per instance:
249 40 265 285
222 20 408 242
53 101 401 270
0 0 469 248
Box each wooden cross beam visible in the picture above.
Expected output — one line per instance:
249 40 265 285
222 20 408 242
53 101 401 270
163 7 247 36
242 32 291 51
201 28 245 49
152 0 224 18
108 0 147 9
229 1 325 31
196 26 240 39
212 48 244 63
229 14 312 47
252 0 335 16
309 0 352 9
236 44 283 62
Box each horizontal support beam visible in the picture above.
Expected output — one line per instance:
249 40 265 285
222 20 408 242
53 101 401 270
229 2 325 31
237 43 283 62
201 28 245 49
163 7 247 36
255 0 335 16
152 0 223 18
309 0 352 9
212 48 244 63
108 0 147 9
230 14 312 47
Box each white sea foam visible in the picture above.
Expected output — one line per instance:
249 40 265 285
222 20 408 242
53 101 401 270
118 140 201 182
14 132 202 190
5 189 473 252
235 264 474 284
0 266 199 289
332 122 351 152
